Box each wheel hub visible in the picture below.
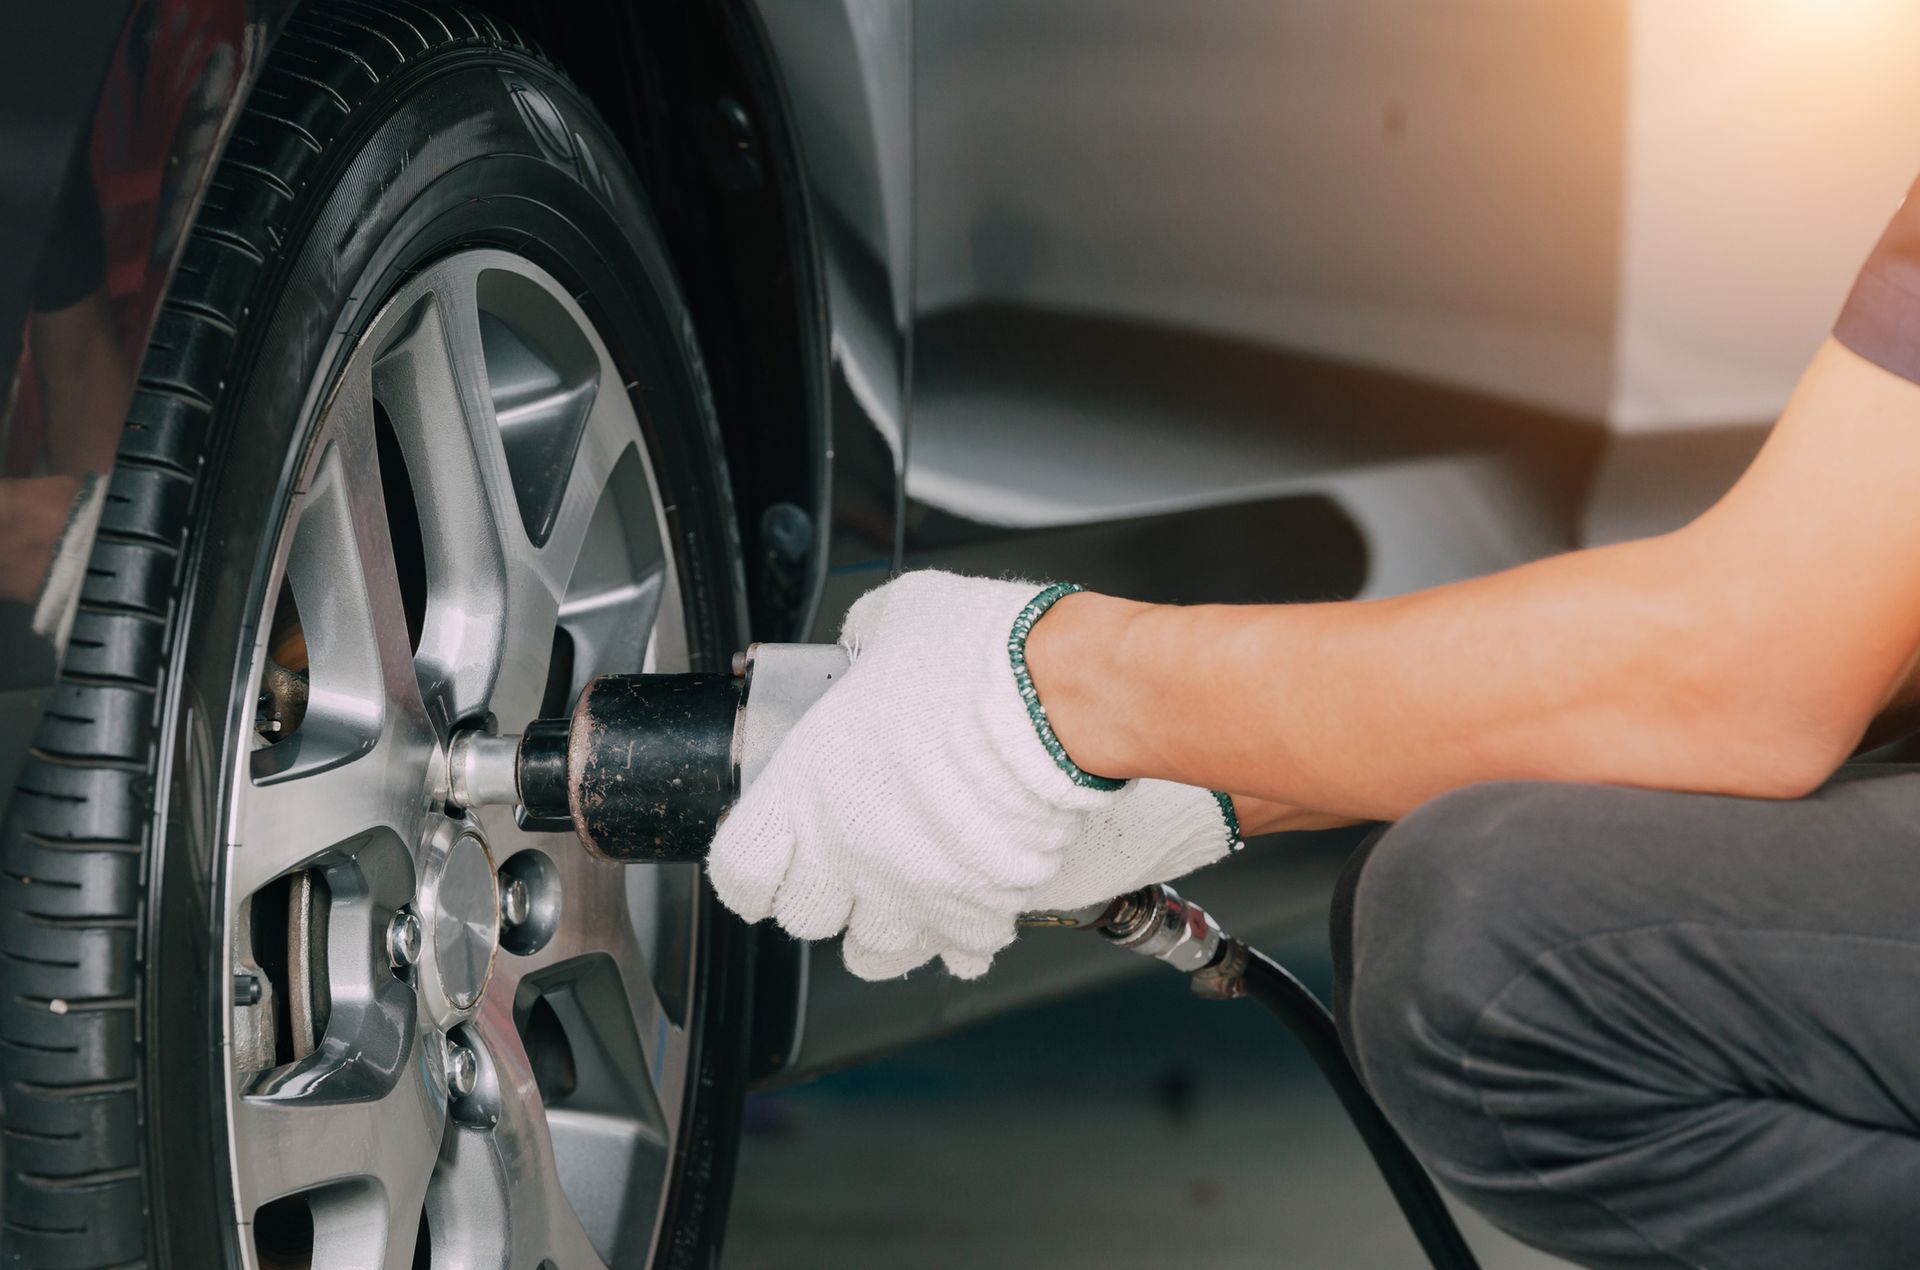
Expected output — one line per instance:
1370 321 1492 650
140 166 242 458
430 832 499 1011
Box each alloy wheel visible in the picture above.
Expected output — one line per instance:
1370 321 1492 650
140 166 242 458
224 249 700 1269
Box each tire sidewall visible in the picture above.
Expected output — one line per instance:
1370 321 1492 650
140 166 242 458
147 51 750 1266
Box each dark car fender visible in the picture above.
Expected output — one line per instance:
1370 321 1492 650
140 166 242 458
0 0 292 805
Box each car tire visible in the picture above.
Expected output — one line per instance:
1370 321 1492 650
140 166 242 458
0 4 751 1266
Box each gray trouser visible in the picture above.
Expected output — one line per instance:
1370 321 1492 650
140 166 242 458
1329 766 1920 1270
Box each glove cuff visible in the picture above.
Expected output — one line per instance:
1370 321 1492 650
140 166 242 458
1210 790 1246 855
1007 581 1127 793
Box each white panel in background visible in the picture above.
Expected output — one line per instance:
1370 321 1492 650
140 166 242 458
1609 0 1920 433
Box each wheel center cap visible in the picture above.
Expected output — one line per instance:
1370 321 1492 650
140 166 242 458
432 833 499 1010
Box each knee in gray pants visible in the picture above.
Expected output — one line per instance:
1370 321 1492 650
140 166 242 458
1338 781 1702 1269
1337 770 1920 1270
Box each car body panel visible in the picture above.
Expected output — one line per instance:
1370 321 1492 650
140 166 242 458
907 0 1920 440
755 0 913 633
912 0 1629 432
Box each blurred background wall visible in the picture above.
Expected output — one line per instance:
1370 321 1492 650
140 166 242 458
1611 0 1920 431
915 0 1920 432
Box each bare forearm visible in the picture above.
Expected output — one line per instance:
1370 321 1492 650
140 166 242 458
1031 537 1744 820
1029 343 1920 821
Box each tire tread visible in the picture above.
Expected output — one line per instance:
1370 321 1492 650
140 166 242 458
0 6 539 1265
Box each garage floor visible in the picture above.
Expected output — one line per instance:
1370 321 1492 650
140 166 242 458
728 928 1576 1270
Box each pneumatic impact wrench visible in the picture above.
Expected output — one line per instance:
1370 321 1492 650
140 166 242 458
445 646 1479 1270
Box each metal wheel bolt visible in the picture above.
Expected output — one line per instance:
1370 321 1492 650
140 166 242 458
387 908 423 969
500 876 532 928
447 1042 479 1098
233 969 261 1006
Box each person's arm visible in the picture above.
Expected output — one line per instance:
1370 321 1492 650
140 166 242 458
1228 797 1361 835
710 175 1920 981
1032 339 1920 822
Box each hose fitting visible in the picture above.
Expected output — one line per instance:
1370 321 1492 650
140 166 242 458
1094 883 1224 973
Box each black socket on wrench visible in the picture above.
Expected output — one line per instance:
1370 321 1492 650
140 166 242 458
448 644 852 864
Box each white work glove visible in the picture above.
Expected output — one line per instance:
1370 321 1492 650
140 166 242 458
707 571 1117 978
706 570 1242 981
1024 779 1242 914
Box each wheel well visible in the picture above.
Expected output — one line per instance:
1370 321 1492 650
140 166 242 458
460 0 827 640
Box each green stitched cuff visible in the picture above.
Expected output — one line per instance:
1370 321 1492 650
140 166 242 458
1211 790 1246 854
1007 582 1126 792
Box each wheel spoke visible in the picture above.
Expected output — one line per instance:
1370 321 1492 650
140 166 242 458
487 1005 610 1270
312 365 430 729
280 370 433 751
486 828 686 1113
558 566 668 699
303 1153 434 1270
230 725 435 899
531 385 637 595
232 369 437 898
488 391 647 727
500 921 676 1085
373 282 519 726
497 915 671 1057
479 573 563 732
230 1043 446 1262
426 997 608 1269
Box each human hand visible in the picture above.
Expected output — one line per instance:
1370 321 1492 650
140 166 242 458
1022 778 1243 913
707 572 1122 980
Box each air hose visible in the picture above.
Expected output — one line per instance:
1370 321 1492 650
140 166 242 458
1025 886 1481 1270
1240 947 1480 1267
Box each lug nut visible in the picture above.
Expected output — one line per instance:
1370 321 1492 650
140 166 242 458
500 876 532 928
387 908 423 969
446 1042 479 1098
